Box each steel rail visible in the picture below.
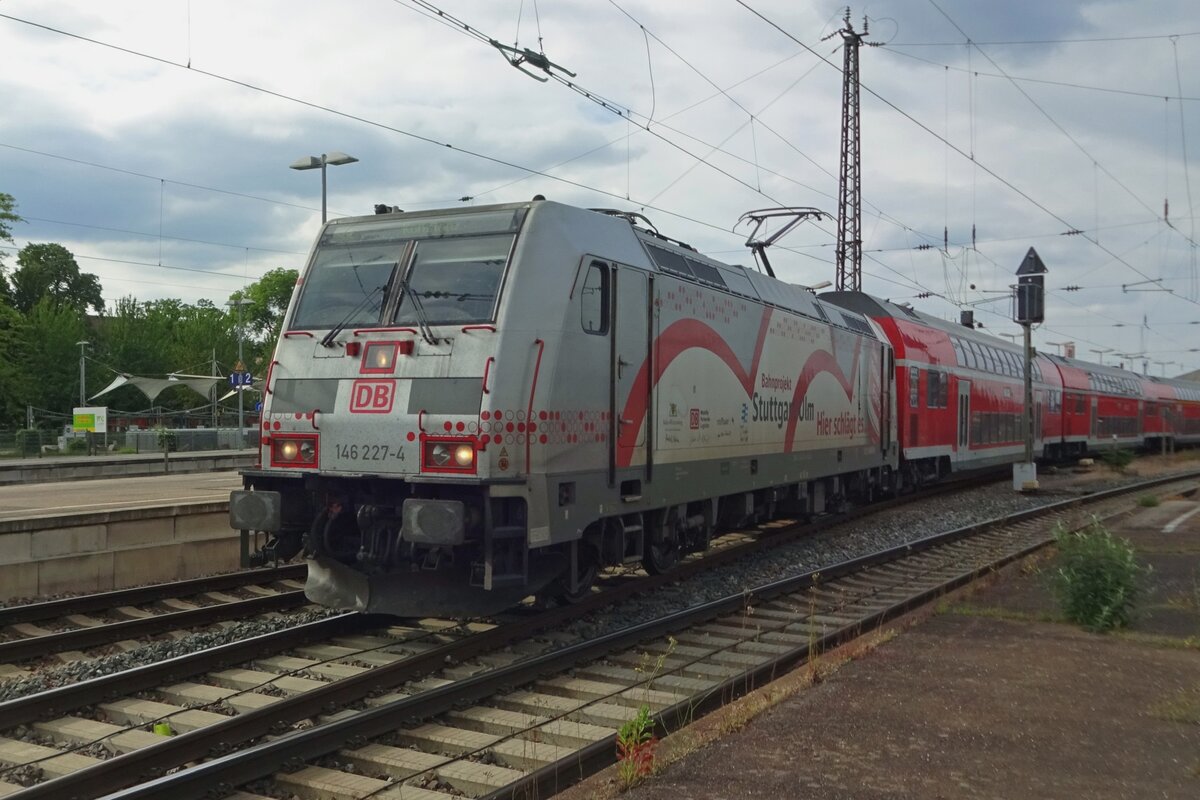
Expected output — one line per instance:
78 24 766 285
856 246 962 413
0 612 383 730
96 470 1199 800
0 564 306 626
0 589 308 663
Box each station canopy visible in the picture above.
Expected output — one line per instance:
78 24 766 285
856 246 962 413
90 373 226 404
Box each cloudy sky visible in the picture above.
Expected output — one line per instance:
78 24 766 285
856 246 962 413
1 0 1198 374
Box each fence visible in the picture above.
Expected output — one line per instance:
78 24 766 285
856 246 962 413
0 427 261 459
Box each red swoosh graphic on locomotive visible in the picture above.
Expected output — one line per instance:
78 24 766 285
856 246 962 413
616 306 867 466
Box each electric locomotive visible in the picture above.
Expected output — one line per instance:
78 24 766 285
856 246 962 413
230 199 899 616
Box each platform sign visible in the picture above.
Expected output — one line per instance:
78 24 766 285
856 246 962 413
72 406 108 434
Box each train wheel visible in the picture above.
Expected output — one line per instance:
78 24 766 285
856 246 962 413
643 509 682 574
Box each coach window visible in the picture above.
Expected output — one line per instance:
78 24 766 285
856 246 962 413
909 367 920 407
580 262 609 335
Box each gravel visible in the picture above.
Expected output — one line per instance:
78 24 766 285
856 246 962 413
0 608 339 703
553 463 1198 644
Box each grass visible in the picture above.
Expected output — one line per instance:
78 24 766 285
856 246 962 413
1137 494 1161 508
614 636 677 790
1148 684 1200 725
939 604 1060 624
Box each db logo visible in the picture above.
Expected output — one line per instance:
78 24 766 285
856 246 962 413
349 379 396 413
689 408 700 430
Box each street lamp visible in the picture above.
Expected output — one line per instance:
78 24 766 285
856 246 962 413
76 340 89 406
290 151 359 223
227 298 254 448
1045 340 1073 357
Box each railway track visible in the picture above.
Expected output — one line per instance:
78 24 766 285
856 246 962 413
2 469 1191 798
0 565 308 672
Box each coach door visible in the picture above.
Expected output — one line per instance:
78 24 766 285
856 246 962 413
956 380 971 457
610 265 651 490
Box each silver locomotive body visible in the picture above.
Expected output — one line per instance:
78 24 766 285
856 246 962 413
233 200 898 616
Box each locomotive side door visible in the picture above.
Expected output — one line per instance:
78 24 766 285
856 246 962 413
611 265 650 489
956 380 971 457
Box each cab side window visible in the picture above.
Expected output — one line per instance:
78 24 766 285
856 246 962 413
581 262 609 335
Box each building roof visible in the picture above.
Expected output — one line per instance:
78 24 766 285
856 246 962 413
1177 368 1200 383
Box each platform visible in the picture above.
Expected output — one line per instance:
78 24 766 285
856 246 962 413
0 449 256 486
0 471 247 601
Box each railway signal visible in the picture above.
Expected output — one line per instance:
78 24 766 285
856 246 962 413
1014 247 1047 492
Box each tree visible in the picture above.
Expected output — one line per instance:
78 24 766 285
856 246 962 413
228 267 299 346
16 297 88 414
11 243 105 315
0 192 22 300
0 303 25 423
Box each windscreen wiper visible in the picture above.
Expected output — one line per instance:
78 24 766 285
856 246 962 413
320 283 385 348
392 245 439 346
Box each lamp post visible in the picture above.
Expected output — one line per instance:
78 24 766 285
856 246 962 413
1116 352 1144 371
76 340 89 406
1045 340 1073 357
227 298 254 448
289 151 359 223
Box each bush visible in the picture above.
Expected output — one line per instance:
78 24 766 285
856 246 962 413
1099 447 1134 473
64 437 88 454
1051 519 1146 632
1138 495 1160 508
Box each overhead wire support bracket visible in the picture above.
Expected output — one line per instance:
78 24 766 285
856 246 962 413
1122 278 1172 293
736 207 830 278
489 40 576 82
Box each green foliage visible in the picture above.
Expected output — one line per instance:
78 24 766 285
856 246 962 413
64 437 88 454
1099 447 1135 472
17 298 87 414
1051 519 1147 632
615 705 657 787
615 637 676 788
228 267 299 347
12 243 104 314
156 427 178 452
0 191 20 290
1138 494 1160 508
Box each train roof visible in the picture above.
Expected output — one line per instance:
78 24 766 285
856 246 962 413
819 291 1019 351
353 199 882 341
623 222 878 340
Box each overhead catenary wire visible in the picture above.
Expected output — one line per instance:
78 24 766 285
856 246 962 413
737 0 1200 311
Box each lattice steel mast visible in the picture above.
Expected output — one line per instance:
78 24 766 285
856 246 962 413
832 9 869 291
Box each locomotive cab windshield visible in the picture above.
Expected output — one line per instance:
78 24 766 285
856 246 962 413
289 207 525 332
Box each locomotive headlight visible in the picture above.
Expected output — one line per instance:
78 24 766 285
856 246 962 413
270 434 319 468
453 444 475 467
422 438 477 474
360 341 399 374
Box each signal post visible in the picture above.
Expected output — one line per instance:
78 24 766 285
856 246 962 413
1014 248 1046 492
